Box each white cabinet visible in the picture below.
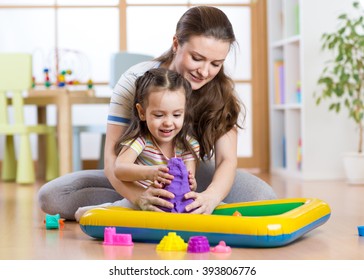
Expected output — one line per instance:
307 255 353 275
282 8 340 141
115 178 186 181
267 0 302 178
267 0 357 180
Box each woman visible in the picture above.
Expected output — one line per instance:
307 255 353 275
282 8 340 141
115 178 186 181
38 6 277 220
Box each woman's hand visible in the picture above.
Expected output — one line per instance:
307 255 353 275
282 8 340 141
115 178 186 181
135 186 175 212
188 170 197 191
183 190 220 214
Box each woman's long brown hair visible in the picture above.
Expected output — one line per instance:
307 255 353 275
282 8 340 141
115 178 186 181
156 6 245 160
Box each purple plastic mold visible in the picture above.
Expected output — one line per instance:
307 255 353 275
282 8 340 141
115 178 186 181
187 236 210 253
158 157 194 213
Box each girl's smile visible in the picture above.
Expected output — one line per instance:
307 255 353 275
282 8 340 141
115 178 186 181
136 89 186 148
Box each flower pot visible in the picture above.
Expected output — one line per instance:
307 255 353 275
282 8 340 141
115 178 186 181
342 152 364 185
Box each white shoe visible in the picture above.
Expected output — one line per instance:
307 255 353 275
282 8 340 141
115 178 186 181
74 202 112 222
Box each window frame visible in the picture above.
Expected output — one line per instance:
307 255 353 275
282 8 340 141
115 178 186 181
0 0 269 171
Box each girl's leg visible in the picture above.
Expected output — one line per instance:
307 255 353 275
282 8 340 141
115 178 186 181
195 161 277 203
37 170 123 220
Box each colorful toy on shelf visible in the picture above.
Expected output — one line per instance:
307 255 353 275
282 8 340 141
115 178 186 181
39 48 92 89
158 158 194 213
187 236 210 253
57 70 67 87
79 198 331 248
103 227 133 246
297 138 302 171
56 69 78 87
211 241 231 253
44 213 64 230
87 79 93 89
296 80 301 103
65 69 73 85
156 232 187 251
43 68 52 88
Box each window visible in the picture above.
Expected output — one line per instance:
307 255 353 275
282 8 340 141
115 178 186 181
0 1 267 169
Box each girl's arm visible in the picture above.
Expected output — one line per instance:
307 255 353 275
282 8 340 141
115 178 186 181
104 124 174 210
184 127 238 214
114 145 174 185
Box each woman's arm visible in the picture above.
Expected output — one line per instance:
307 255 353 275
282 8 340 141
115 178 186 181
104 124 144 202
184 127 238 214
104 124 174 210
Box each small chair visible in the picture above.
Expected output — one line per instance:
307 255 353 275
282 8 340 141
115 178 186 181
72 124 106 171
0 53 59 184
72 52 153 171
109 52 154 88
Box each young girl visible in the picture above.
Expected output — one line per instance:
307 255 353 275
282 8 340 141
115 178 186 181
75 68 199 220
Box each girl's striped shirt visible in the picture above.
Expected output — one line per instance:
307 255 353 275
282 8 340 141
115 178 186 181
121 134 200 188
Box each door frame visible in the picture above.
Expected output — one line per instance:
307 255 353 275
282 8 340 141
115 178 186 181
237 0 269 172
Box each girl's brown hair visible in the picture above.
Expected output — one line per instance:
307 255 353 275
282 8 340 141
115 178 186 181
114 68 198 162
156 6 245 160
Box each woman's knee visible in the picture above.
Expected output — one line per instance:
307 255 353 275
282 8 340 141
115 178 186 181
37 180 60 214
224 170 277 203
37 170 109 214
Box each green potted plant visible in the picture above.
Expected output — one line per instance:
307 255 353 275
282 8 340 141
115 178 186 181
315 1 364 184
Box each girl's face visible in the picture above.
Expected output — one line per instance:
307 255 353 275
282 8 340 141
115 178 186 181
136 89 186 146
170 35 230 90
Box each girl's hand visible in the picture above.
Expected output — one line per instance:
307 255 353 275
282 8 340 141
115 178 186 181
183 190 220 214
136 186 174 211
149 166 174 188
188 170 197 191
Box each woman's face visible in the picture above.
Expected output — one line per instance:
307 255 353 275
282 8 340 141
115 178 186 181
170 35 230 90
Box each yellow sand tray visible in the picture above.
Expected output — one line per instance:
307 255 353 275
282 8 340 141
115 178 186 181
79 198 331 248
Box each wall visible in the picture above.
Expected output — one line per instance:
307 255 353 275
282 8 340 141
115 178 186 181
302 0 358 180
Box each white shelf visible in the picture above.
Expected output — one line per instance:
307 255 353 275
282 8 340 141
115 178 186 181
270 35 301 48
272 103 302 110
267 0 355 180
268 0 302 177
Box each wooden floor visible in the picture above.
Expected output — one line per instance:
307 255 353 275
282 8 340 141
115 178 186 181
1 173 364 260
